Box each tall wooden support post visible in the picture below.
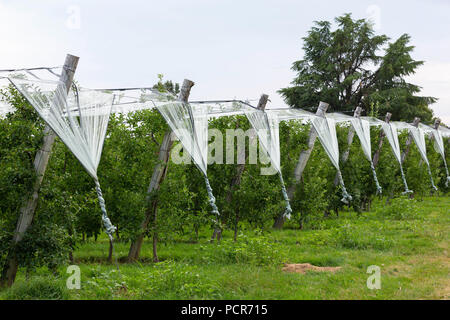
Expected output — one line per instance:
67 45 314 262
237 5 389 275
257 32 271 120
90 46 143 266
220 94 268 242
1 54 79 287
372 112 392 168
430 119 441 155
273 101 329 229
127 79 194 262
333 107 363 185
433 119 441 130
401 117 421 164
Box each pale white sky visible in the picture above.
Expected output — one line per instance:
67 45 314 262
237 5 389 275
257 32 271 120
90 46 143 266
1 0 449 123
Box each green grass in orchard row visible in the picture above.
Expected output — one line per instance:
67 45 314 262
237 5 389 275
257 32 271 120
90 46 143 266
1 196 448 300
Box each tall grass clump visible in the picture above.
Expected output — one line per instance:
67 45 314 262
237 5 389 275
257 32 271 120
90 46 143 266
375 197 421 220
1 277 69 300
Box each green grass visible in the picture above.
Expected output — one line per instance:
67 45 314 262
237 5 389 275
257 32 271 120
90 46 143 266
1 196 448 300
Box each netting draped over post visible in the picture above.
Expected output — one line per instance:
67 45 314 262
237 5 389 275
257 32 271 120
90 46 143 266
380 121 413 194
328 113 382 194
404 124 438 191
154 101 219 216
311 116 352 203
8 77 117 239
419 123 450 187
244 109 292 219
0 68 63 117
350 118 382 194
432 130 450 187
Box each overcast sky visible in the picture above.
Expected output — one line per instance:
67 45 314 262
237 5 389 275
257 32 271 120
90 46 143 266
1 0 449 123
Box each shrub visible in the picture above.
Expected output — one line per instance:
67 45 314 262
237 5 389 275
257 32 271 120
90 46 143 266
375 197 421 220
331 223 393 250
85 262 221 299
196 232 287 265
1 277 69 300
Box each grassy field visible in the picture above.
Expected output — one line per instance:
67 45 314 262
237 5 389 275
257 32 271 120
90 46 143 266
1 196 449 300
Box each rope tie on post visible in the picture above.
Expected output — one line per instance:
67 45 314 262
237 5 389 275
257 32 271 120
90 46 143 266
399 164 413 195
370 161 382 195
278 173 292 219
203 175 220 217
337 169 352 204
94 179 116 240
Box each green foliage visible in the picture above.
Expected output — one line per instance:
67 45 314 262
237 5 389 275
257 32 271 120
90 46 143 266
279 13 435 122
0 196 447 300
195 232 287 266
375 197 421 220
331 223 393 250
84 261 221 299
1 277 69 300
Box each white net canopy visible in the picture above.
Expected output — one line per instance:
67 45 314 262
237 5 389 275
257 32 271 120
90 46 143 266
362 117 412 194
312 116 352 203
266 108 352 204
327 113 373 163
244 109 292 218
396 122 438 190
419 123 450 187
155 101 221 216
3 64 450 227
109 88 176 115
8 77 117 239
0 67 63 117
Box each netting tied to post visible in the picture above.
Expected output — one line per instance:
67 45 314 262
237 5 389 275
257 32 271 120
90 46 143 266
8 77 117 240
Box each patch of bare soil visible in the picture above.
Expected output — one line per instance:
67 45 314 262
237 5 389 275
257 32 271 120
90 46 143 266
282 263 341 274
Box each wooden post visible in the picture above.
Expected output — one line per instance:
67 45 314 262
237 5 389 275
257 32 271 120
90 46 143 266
219 94 268 242
1 54 79 287
127 79 194 262
333 107 363 185
372 112 392 168
401 117 421 164
434 119 441 130
273 101 329 229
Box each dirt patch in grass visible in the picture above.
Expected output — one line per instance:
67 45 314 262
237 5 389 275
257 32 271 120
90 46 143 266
282 263 341 274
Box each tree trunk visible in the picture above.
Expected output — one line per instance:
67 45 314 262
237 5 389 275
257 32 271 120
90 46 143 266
108 239 113 264
401 117 421 164
273 101 329 229
127 79 194 262
1 54 79 288
233 209 240 242
372 113 392 168
333 107 362 185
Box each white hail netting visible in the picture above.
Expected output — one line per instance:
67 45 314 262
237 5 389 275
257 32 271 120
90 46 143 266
110 89 176 114
244 109 292 218
311 116 352 203
401 123 438 191
9 77 117 239
419 123 450 187
0 68 63 117
155 101 220 216
363 117 412 194
266 108 351 204
328 113 382 194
